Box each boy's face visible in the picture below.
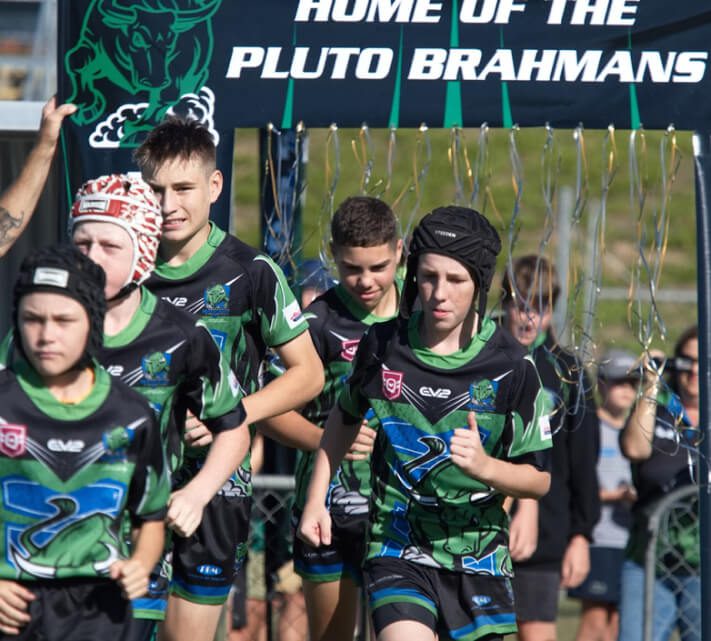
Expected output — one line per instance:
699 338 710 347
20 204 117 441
73 221 134 300
416 252 477 333
144 156 222 247
18 292 90 378
504 297 553 347
332 240 402 313
600 379 637 415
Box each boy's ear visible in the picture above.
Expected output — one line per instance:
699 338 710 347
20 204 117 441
394 238 404 263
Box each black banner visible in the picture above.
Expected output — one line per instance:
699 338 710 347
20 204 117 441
57 1 711 221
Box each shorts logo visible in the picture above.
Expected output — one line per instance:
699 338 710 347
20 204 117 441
340 339 360 362
469 379 499 412
472 595 492 607
197 564 223 577
203 284 230 316
141 352 172 386
382 370 404 400
0 424 26 458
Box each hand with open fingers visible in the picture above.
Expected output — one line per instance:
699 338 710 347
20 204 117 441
345 421 376 461
166 487 207 538
38 96 77 150
450 411 492 480
560 534 590 588
0 580 34 635
184 410 213 447
110 558 150 600
297 502 332 548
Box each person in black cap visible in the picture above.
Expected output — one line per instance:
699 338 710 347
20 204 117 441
0 245 169 640
569 349 638 641
298 206 552 641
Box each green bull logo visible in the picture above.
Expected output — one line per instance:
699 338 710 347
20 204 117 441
141 351 171 385
469 379 498 412
64 0 222 147
203 284 230 316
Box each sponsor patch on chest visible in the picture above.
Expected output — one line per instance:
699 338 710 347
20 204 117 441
382 369 404 400
0 424 26 458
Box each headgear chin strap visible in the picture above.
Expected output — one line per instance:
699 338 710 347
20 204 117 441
13 245 107 372
402 206 502 330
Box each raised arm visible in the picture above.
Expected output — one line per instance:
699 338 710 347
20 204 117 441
620 356 661 462
0 97 76 257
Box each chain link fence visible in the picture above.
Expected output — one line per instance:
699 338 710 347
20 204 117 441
643 484 700 641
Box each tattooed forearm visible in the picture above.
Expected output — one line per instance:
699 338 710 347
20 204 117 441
0 206 24 247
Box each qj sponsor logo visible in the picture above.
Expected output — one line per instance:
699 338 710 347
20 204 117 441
340 339 360 362
0 424 27 458
382 369 404 400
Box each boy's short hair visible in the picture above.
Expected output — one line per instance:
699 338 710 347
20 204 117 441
501 254 560 308
331 197 398 250
134 116 216 177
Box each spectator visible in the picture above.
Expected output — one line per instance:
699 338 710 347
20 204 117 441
569 349 639 641
618 326 700 641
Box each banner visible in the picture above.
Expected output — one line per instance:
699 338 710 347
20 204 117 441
57 1 711 220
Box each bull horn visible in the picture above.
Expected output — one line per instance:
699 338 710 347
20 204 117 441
173 0 222 31
98 0 136 26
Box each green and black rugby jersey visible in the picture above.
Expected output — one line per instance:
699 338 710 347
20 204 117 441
339 314 551 576
294 284 397 517
0 361 170 582
98 288 247 478
147 224 308 496
147 223 308 392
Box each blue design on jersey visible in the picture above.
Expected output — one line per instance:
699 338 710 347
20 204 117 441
381 416 454 490
209 329 227 352
461 550 498 574
3 477 126 570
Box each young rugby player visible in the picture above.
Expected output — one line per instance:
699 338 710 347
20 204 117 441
68 173 250 641
300 206 552 641
269 196 402 641
134 118 324 641
0 246 169 640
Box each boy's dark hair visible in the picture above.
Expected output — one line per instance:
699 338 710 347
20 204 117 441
331 197 398 249
501 254 560 308
134 116 216 177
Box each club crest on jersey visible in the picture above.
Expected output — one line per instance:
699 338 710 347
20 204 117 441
340 339 360 362
141 352 172 386
203 284 230 316
382 369 404 400
0 424 26 458
102 426 135 456
469 379 499 412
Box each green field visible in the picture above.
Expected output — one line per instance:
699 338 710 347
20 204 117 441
231 125 697 358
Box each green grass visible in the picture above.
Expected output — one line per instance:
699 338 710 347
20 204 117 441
231 125 697 356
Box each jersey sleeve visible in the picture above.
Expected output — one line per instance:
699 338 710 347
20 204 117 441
337 326 379 423
252 255 309 347
181 321 247 434
127 409 171 523
564 367 601 540
504 354 553 459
